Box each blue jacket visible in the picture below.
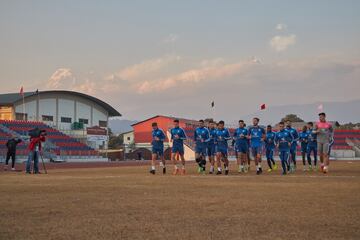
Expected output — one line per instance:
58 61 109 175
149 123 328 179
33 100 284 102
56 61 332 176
233 127 248 146
248 125 265 148
152 128 166 147
285 127 299 149
171 127 187 146
265 131 276 149
275 130 293 151
215 128 231 149
194 127 210 146
299 131 309 144
208 127 217 145
307 128 317 147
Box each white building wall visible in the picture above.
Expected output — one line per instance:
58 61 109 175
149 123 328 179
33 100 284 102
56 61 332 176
123 131 134 145
92 108 107 127
39 98 56 125
58 99 75 130
76 101 91 127
15 100 37 120
13 93 114 132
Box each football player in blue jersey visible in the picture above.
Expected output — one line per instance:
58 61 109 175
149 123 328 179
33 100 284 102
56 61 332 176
299 125 310 171
285 120 299 172
150 122 166 174
248 117 266 175
206 120 217 174
194 120 210 174
233 120 249 173
275 122 293 175
215 120 231 175
265 125 277 172
306 122 318 171
170 119 187 175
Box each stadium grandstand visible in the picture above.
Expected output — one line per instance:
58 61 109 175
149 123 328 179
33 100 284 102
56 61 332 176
0 90 121 162
128 115 360 160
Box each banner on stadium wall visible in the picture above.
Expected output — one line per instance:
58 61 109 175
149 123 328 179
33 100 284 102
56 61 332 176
87 126 107 135
87 135 109 142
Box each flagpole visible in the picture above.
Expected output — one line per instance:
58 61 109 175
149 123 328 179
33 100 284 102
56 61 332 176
22 94 25 121
37 89 40 121
211 100 215 122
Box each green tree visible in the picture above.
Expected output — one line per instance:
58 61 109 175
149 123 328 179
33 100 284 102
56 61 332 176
108 128 124 149
281 114 305 122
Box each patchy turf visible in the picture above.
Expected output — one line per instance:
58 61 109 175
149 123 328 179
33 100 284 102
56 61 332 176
1 161 360 240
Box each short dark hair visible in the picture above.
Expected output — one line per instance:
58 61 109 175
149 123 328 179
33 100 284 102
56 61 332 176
279 121 285 125
318 112 326 117
267 125 272 128
307 121 313 126
285 119 291 122
253 117 259 122
174 119 179 123
208 120 214 124
239 120 244 123
151 122 158 127
218 120 225 125
199 119 204 123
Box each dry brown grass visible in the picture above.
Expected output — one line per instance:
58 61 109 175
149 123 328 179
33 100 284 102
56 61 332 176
1 161 360 240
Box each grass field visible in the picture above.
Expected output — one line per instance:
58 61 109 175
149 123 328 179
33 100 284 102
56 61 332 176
1 161 360 240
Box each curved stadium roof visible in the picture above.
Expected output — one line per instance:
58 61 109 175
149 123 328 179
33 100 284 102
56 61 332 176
0 90 121 117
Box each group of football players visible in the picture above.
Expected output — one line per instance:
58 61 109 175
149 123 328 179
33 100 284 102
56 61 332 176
149 112 333 175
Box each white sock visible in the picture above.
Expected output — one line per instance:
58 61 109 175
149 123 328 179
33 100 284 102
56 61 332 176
151 166 155 170
210 166 214 171
240 165 244 169
258 163 262 168
218 167 222 172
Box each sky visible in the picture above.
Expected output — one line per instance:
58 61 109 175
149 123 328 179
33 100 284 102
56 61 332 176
0 0 360 122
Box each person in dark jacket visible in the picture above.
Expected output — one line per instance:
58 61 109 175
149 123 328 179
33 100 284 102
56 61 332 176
4 135 22 171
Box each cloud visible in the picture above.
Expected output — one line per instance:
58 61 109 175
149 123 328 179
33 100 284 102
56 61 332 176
136 59 257 94
275 23 287 31
270 34 296 51
163 34 178 43
200 58 225 68
46 68 99 94
72 79 97 95
110 55 181 81
46 68 75 89
250 56 262 64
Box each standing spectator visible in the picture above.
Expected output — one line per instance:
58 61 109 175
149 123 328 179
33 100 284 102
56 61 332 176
4 135 22 171
26 131 46 174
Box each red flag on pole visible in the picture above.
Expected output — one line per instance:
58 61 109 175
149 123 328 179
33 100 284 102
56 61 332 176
19 86 24 96
260 103 266 110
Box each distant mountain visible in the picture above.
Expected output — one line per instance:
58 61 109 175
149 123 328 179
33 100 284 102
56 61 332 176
242 99 360 125
108 119 137 134
109 99 359 132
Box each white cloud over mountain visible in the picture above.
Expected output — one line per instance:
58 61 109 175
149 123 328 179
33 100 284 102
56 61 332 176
270 34 296 51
